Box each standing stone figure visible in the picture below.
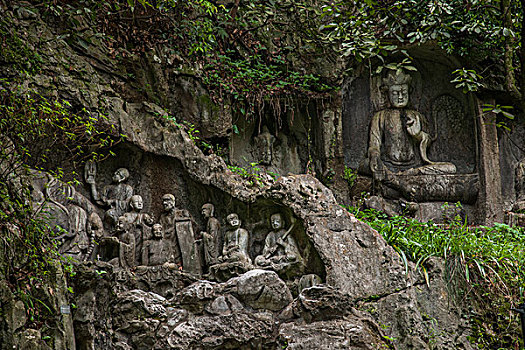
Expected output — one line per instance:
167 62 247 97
508 159 525 226
219 213 252 266
200 203 221 266
120 195 154 265
254 126 276 165
142 223 174 266
55 205 90 261
158 194 185 264
114 216 135 269
255 213 303 277
158 194 200 275
367 70 456 181
85 164 133 227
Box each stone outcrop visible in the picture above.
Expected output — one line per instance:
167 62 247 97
0 3 477 350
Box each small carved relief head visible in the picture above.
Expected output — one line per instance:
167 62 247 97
384 70 411 108
226 213 241 229
129 195 144 211
162 194 176 211
88 212 104 238
112 168 130 183
152 223 163 239
201 203 214 218
116 216 127 232
270 213 284 230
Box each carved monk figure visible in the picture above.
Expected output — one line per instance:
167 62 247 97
120 195 154 265
86 166 133 226
254 126 276 165
115 216 135 269
158 193 188 264
142 224 174 266
219 213 251 265
255 213 302 267
200 203 221 266
368 70 456 182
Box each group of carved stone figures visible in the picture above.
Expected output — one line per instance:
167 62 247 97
52 162 304 280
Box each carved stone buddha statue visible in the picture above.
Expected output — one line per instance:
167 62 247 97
367 70 456 180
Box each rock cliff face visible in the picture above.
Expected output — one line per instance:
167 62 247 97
0 3 475 350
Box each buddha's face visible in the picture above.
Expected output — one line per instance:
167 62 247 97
271 214 283 230
112 168 128 183
201 206 212 218
152 224 163 239
116 218 126 231
131 196 143 210
388 84 409 108
163 196 175 211
227 214 240 228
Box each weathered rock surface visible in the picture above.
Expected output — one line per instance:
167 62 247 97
279 318 392 350
0 4 477 350
234 269 293 311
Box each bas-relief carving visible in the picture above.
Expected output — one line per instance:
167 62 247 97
142 224 175 266
507 159 525 226
231 122 302 175
254 126 276 166
29 170 102 262
200 203 221 267
364 70 478 203
85 163 133 227
210 213 252 281
46 161 317 283
254 213 304 279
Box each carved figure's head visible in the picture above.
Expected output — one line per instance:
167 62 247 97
201 203 214 218
113 168 130 183
88 212 104 238
130 195 143 211
270 213 283 230
162 194 176 211
384 70 411 108
116 216 126 232
226 213 241 229
152 223 163 239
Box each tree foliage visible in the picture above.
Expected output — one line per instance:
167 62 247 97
31 0 525 113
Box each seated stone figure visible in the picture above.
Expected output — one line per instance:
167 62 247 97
142 224 175 266
220 213 251 264
362 70 478 203
368 70 456 181
255 213 304 278
210 213 252 280
105 216 135 269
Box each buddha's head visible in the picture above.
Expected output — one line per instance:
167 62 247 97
226 213 241 229
384 70 411 108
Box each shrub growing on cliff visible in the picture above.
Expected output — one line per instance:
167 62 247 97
0 83 121 338
349 206 524 349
